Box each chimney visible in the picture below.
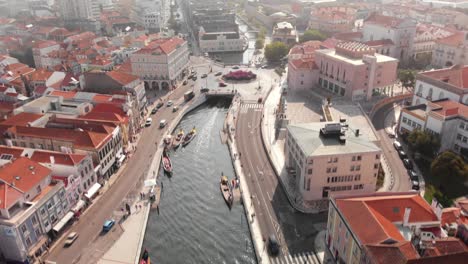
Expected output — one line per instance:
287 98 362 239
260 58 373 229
403 207 411 226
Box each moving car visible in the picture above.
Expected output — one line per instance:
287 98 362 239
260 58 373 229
167 100 173 107
219 82 227 87
102 219 115 232
411 180 420 190
183 80 188 85
156 102 164 109
201 88 209 93
64 232 79 247
173 106 179 112
160 119 167 128
403 159 413 169
215 72 222 76
393 140 403 151
201 74 208 78
398 150 408 159
145 118 152 127
151 108 158 115
232 66 239 69
268 235 280 256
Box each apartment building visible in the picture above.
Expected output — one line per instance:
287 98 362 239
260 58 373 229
130 37 190 90
272 22 298 45
432 32 468 68
326 192 468 264
285 122 381 203
0 158 70 263
32 40 61 70
315 42 398 101
287 41 322 90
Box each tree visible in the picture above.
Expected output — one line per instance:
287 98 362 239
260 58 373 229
398 69 416 89
264 42 289 63
406 129 440 158
255 38 264 49
300 29 326 42
431 151 468 185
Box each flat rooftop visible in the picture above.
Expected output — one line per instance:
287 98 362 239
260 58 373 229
316 49 398 65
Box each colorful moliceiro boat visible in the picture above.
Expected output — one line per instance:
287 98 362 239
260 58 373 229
220 174 233 209
182 127 196 147
173 129 184 149
162 150 173 174
140 248 151 264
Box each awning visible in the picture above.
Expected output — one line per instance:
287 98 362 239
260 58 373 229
71 199 86 213
52 211 74 233
85 183 102 199
144 179 157 187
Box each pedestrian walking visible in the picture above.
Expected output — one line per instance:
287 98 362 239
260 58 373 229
157 205 160 215
161 182 164 190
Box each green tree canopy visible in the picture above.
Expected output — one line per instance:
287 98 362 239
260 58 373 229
407 129 440 158
264 42 289 63
255 38 264 49
431 151 468 185
300 29 326 42
398 69 417 89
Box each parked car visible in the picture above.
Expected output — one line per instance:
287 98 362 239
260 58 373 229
183 80 188 85
232 66 240 69
151 108 158 115
192 76 197 81
393 140 403 151
411 180 420 190
201 74 207 78
102 219 115 232
145 118 152 127
268 235 280 256
64 232 79 247
167 100 173 107
408 170 419 181
403 159 413 169
173 106 179 112
398 150 408 159
156 102 164 109
219 82 227 87
215 72 222 76
159 119 167 128
201 88 210 93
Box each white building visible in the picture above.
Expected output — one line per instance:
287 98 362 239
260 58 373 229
130 37 190 89
432 31 468 68
412 24 456 61
362 13 416 63
285 122 381 203
131 0 170 32
198 27 247 53
32 40 61 70
57 0 101 20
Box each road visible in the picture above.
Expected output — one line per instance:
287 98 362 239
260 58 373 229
46 76 202 264
236 104 326 263
372 102 411 192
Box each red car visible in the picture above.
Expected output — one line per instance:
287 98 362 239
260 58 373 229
219 82 227 87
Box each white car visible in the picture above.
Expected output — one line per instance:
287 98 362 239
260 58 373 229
167 100 173 107
64 232 78 247
145 118 152 127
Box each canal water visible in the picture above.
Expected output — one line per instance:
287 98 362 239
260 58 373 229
143 99 257 264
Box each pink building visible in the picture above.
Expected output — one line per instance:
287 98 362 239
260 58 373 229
315 42 398 101
287 41 322 90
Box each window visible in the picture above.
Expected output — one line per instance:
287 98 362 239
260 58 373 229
21 225 27 234
374 163 379 169
352 156 356 161
37 185 41 193
308 159 313 164
403 117 407 123
355 174 361 181
357 155 362 161
333 157 338 163
81 171 84 178
376 154 380 160
356 165 361 171
327 168 332 173
332 167 337 173
26 237 32 247
307 179 311 191
35 228 41 238
350 165 355 171
32 216 38 225
328 157 333 163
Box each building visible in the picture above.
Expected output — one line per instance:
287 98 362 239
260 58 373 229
130 37 189 90
412 24 456 63
399 98 468 157
287 41 322 90
412 65 468 106
285 122 381 203
0 145 96 211
272 22 298 45
0 63 36 96
0 157 70 263
308 9 355 35
326 192 468 264
130 0 170 32
315 42 398 101
432 32 468 68
32 40 61 70
362 13 416 63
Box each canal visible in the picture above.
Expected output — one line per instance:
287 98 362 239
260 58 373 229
143 99 257 264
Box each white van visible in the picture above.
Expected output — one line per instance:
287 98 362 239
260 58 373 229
159 120 167 128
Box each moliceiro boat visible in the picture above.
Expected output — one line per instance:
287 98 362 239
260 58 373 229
220 173 233 209
173 129 184 149
182 127 196 147
162 149 173 174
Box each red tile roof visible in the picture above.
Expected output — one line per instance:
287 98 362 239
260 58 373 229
105 71 139 86
49 90 77 99
30 150 86 167
441 207 468 226
365 13 404 28
0 157 51 193
0 112 44 127
0 181 24 209
289 58 317 70
421 238 468 257
136 37 185 55
335 193 439 245
364 241 419 264
436 32 464 47
33 40 58 49
29 69 54 82
429 99 468 119
321 38 341 49
0 145 24 159
420 65 468 90
289 41 322 56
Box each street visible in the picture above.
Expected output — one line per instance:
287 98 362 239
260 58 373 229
371 101 412 192
46 76 200 264
236 104 326 263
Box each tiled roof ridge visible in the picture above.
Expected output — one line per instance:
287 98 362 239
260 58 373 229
364 201 396 240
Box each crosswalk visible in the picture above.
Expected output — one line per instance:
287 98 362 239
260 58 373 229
270 252 319 264
242 103 263 109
